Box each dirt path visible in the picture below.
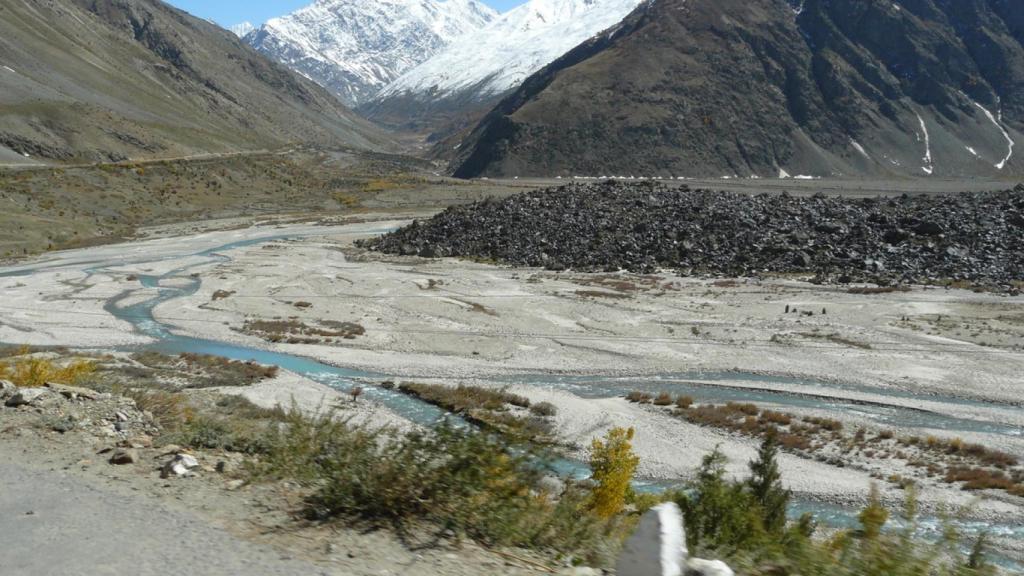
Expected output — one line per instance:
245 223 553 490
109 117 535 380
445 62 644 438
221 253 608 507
0 461 325 576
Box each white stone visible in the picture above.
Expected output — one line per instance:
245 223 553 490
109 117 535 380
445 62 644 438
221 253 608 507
5 387 52 407
162 453 201 478
686 559 734 576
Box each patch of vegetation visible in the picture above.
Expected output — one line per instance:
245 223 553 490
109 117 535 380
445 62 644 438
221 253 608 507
589 427 640 518
643 395 1024 498
397 382 553 443
0 349 96 387
257 411 614 562
625 390 653 403
239 318 365 344
575 289 632 300
847 286 912 295
529 401 558 417
675 435 997 576
122 351 278 389
796 331 873 350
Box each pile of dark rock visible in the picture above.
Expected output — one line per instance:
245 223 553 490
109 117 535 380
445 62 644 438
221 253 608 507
361 181 1024 291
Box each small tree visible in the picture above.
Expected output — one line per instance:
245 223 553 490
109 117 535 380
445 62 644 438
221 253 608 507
589 426 640 518
350 386 364 403
748 430 791 535
679 446 764 550
858 483 889 540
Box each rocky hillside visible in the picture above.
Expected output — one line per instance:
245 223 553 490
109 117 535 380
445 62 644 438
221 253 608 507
363 0 643 132
364 181 1024 291
0 0 390 165
244 0 496 107
451 0 1024 179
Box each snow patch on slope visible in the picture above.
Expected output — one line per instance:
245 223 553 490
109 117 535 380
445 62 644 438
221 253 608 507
850 139 870 159
376 0 645 102
916 113 933 175
971 100 1015 170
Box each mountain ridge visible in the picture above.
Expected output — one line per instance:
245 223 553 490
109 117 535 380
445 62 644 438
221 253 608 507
363 0 644 131
244 0 497 107
0 0 390 164
451 0 1024 179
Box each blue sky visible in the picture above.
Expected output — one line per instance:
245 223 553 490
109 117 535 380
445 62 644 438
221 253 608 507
166 0 525 27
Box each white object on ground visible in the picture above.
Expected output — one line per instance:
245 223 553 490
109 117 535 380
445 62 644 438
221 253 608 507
616 502 686 576
686 558 734 576
162 453 200 477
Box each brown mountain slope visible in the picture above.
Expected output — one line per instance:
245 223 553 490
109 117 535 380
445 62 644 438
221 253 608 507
0 0 391 164
452 0 1024 178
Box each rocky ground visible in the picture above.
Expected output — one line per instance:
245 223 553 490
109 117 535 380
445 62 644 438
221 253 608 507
364 181 1024 291
0 375 583 576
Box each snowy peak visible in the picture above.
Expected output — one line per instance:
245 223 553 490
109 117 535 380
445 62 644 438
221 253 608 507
228 21 255 38
374 0 645 102
245 0 497 106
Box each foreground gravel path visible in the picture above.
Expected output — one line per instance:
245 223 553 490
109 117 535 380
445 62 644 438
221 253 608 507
0 461 324 576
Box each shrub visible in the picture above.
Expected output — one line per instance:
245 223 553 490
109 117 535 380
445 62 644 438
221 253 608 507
589 427 640 519
858 484 889 540
726 402 759 416
760 410 791 426
530 402 558 417
653 392 673 406
129 389 194 431
675 395 694 409
944 467 1015 491
804 416 843 432
398 382 529 412
747 432 790 534
677 447 997 576
260 413 607 555
0 355 95 388
625 390 652 403
677 447 765 551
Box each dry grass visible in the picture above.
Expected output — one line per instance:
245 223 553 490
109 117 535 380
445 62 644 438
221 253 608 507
626 390 652 403
126 351 278 388
0 353 96 388
240 318 365 343
944 466 1018 491
652 392 674 406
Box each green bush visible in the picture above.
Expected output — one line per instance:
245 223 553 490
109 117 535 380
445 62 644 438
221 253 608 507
675 436 996 576
257 411 608 556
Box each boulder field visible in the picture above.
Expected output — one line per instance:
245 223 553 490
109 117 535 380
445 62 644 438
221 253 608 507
362 181 1024 291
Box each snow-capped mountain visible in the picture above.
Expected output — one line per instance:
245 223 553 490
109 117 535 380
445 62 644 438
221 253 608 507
228 21 255 38
372 0 644 107
244 0 497 106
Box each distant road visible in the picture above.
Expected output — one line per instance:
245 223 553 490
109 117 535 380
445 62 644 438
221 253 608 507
0 146 299 172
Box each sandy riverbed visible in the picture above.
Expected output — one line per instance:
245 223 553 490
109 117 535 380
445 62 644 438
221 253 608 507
2 217 1023 533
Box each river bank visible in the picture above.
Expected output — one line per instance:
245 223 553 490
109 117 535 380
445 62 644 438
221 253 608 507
1 215 1023 565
